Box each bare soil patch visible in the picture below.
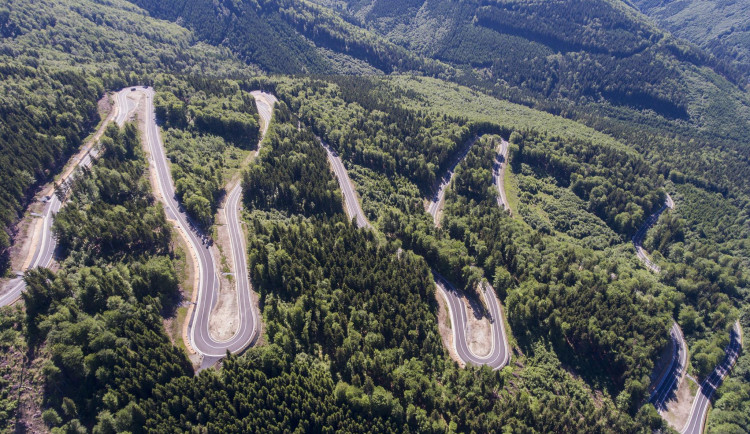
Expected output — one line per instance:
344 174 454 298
463 293 492 357
663 375 697 432
208 200 240 341
164 224 198 364
7 200 45 274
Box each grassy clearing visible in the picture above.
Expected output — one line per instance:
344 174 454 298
389 76 633 153
504 163 520 218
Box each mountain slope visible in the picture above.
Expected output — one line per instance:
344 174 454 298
134 0 750 166
633 0 750 86
310 0 742 118
0 0 245 275
128 0 445 75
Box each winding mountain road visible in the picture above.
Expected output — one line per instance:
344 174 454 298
319 139 370 229
203 91 276 366
435 273 510 369
426 136 478 225
632 193 693 425
650 322 689 412
316 130 510 369
139 88 270 366
681 321 742 434
0 88 136 307
633 192 741 433
427 135 511 370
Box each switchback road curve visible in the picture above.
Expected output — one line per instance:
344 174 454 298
633 193 691 424
427 134 511 370
208 91 277 366
0 89 135 307
317 130 510 369
139 88 257 362
434 273 510 369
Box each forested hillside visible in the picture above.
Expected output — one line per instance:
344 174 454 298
128 0 439 76
0 0 748 432
0 0 245 276
307 0 750 125
276 76 676 412
633 0 750 85
154 75 261 227
129 0 750 214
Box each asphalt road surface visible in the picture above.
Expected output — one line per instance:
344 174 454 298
314 130 508 368
137 88 264 367
681 321 742 434
434 273 510 370
493 138 511 213
632 193 674 272
319 138 370 229
426 136 478 225
250 91 276 139
200 90 277 366
650 322 688 413
425 137 511 370
0 88 135 307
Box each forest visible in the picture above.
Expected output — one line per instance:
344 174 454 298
0 0 248 276
0 65 101 274
274 77 674 412
271 75 748 425
154 75 261 227
1 96 663 433
0 0 748 432
633 0 750 85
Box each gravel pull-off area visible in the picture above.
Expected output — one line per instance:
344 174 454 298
208 205 240 341
464 293 492 357
663 376 698 432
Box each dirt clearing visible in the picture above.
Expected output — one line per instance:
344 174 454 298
207 200 240 341
663 375 697 431
463 293 492 357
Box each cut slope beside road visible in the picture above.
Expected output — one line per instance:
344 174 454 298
0 89 136 307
